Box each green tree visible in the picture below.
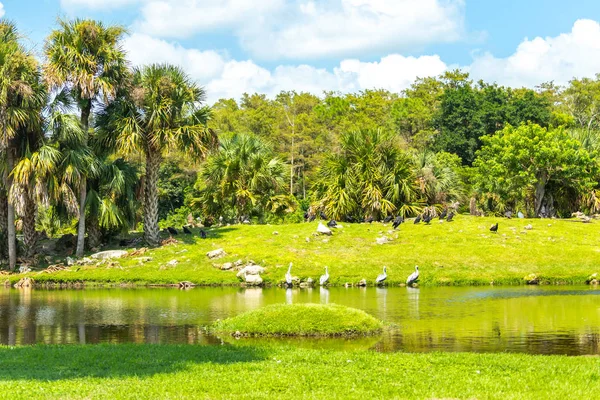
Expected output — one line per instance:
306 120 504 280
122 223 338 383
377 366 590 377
314 129 418 220
473 123 597 217
194 133 289 220
96 64 216 246
44 18 128 257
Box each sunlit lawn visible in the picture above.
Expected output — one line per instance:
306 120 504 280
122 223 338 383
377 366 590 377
14 216 600 286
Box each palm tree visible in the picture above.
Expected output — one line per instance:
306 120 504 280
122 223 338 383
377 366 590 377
195 133 288 219
96 64 217 246
44 18 128 257
0 20 44 269
314 129 418 220
412 150 465 206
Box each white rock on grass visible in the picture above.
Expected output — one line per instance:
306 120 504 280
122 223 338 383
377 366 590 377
317 222 332 236
376 236 392 245
91 250 128 260
206 248 226 259
236 265 265 278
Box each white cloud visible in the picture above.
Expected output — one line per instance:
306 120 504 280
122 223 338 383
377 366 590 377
468 19 600 87
123 33 448 103
131 0 464 60
0 2 5 18
60 0 140 9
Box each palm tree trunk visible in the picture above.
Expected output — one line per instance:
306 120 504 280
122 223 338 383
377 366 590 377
6 148 16 270
0 189 7 260
144 148 162 246
87 214 101 250
22 194 37 258
75 102 91 257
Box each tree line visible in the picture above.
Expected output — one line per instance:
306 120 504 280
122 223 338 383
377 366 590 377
1 17 600 270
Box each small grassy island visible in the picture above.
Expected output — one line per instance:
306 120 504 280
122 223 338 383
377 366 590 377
212 303 383 337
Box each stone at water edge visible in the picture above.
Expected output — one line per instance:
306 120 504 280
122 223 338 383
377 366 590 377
317 223 332 236
236 265 265 278
91 250 128 260
244 274 263 286
14 277 34 288
206 248 226 259
18 266 31 274
358 279 367 287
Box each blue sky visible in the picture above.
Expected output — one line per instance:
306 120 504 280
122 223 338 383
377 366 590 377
3 0 600 102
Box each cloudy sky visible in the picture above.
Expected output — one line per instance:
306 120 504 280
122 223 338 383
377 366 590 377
4 0 600 102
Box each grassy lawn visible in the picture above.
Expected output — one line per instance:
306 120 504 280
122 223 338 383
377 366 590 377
0 343 597 399
11 216 600 286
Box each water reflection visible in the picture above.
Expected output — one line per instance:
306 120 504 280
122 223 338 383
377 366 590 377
0 285 599 355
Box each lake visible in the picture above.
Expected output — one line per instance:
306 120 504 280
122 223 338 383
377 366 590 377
1 285 598 355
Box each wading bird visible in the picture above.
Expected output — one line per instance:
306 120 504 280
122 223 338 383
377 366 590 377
320 267 329 286
285 263 293 287
406 266 419 286
376 266 387 285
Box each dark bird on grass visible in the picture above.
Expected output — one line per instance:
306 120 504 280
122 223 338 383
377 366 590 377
375 266 387 285
319 267 330 286
345 215 355 223
167 227 179 235
490 223 499 233
285 263 293 287
406 266 419 286
446 212 455 222
439 209 447 220
383 215 393 223
423 214 432 224
414 215 421 224
308 214 316 222
365 216 374 224
392 216 403 230
183 226 192 234
327 220 338 228
319 211 327 220
303 212 309 221
200 230 207 239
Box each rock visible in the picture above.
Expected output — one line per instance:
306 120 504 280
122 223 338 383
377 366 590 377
358 279 367 287
14 277 34 288
91 250 128 260
524 224 533 230
66 257 75 266
18 266 31 274
273 231 279 235
317 222 332 236
299 282 308 288
137 257 153 264
221 262 234 270
587 273 598 285
244 274 263 286
344 282 352 288
322 238 330 243
4 280 10 288
376 236 392 245
167 259 178 267
305 237 310 243
524 273 539 285
236 265 265 278
306 277 314 286
206 248 226 259
233 259 244 267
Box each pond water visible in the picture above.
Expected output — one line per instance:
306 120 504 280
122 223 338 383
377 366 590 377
1 285 599 355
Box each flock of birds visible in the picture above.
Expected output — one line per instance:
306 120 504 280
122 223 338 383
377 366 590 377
165 226 207 239
284 263 420 288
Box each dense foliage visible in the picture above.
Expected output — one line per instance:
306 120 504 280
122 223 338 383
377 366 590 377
1 17 600 268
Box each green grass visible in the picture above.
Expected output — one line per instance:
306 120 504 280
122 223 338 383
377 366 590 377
0 343 598 399
212 303 383 337
11 216 600 286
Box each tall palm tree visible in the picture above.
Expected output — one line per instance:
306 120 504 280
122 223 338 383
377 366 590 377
44 18 128 257
96 64 217 246
195 133 288 219
0 20 44 269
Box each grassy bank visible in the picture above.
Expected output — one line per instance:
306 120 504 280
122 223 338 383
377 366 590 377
212 304 383 337
10 216 600 286
0 343 598 399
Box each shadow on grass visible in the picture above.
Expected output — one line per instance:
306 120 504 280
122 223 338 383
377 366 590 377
162 226 240 245
0 344 267 381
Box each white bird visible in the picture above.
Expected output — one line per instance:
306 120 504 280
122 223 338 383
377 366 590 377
406 266 419 286
375 266 387 285
285 263 293 286
320 266 329 286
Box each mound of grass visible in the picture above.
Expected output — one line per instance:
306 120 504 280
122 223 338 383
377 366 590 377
212 303 383 337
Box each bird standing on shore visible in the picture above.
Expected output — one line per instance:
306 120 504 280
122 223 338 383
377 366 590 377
375 266 387 285
320 267 329 286
406 266 419 286
490 223 499 233
285 263 293 287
